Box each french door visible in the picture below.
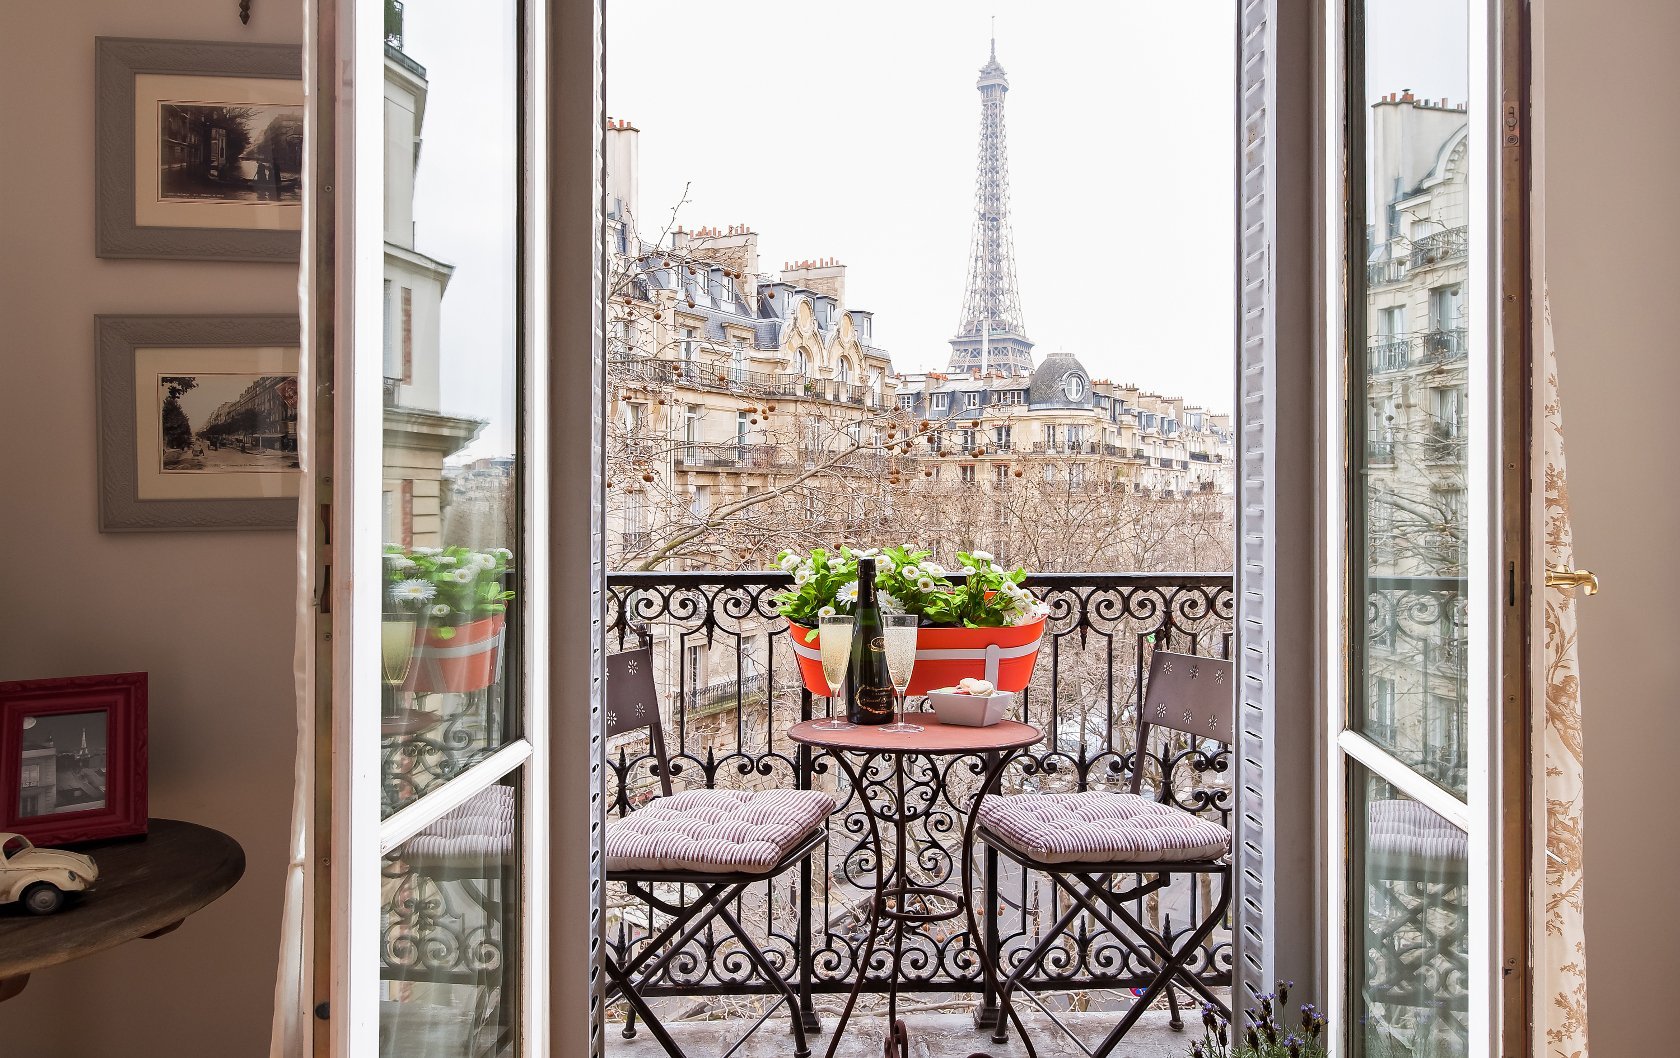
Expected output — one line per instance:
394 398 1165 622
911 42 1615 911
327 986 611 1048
322 0 552 1053
1324 0 1522 1056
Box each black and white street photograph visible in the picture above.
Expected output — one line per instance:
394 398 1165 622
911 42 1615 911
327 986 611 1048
17 711 109 818
158 372 300 473
157 101 303 203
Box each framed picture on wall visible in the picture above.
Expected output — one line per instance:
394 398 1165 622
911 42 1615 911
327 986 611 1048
95 37 303 261
97 314 301 532
0 673 148 847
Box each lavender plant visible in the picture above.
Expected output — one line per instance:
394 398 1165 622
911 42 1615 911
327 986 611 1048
1189 983 1328 1058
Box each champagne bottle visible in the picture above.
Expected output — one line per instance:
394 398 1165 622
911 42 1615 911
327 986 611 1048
847 557 895 725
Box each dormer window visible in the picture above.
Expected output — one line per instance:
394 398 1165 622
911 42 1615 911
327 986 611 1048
932 393 950 411
1061 373 1086 401
965 392 980 409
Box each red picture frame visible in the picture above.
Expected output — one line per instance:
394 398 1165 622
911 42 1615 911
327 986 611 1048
0 673 148 846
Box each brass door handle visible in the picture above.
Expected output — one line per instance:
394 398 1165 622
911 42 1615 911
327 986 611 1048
1545 565 1600 596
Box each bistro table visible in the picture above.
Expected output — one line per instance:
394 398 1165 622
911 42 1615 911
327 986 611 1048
788 712 1044 1058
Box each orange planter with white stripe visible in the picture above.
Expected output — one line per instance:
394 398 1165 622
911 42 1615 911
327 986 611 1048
787 615 1045 696
407 614 507 694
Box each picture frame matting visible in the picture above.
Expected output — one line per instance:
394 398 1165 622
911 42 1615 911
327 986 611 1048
97 313 301 532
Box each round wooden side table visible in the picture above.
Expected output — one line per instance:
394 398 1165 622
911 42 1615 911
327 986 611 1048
0 818 246 1002
788 713 1043 1058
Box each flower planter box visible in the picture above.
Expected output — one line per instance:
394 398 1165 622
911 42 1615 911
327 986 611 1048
407 614 507 694
787 615 1045 697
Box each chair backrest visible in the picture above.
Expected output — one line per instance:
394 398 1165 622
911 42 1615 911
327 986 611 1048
606 646 672 799
1132 650 1235 797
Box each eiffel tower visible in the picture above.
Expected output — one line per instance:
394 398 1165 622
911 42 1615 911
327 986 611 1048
947 30 1034 377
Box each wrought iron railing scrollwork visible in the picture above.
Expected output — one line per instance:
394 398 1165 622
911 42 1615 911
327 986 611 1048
603 570 1237 1006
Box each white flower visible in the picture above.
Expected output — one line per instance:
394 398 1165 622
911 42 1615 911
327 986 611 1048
492 547 513 559
971 550 995 562
436 556 458 567
922 561 947 578
412 546 442 556
960 565 977 576
878 592 903 613
794 567 814 585
899 564 920 581
429 603 451 618
916 576 936 592
837 581 859 605
449 568 477 584
474 552 499 570
779 553 801 573
390 579 436 603
384 555 416 571
875 555 895 574
818 605 838 618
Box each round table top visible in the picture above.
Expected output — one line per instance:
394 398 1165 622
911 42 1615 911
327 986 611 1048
0 819 245 981
788 713 1043 755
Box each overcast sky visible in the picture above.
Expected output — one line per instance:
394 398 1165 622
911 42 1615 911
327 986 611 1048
406 1 1471 461
608 1 1237 411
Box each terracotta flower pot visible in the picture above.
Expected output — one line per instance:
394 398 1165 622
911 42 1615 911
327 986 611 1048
787 615 1045 697
407 614 507 694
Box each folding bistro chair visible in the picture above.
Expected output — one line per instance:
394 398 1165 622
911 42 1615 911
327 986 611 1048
975 650 1235 1057
603 647 835 1058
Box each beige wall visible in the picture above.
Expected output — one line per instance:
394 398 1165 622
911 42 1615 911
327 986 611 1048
1541 0 1680 1051
0 3 300 1055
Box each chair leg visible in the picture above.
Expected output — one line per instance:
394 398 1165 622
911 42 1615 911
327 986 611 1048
989 896 1083 1049
605 954 689 1058
1079 872 1232 1018
1051 873 1229 1017
1074 870 1233 1058
717 903 811 1058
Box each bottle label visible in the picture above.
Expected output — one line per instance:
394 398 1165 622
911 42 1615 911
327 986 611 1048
854 685 895 716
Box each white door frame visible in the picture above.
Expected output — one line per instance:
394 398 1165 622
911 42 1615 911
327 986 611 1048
320 0 554 1052
1317 0 1508 1053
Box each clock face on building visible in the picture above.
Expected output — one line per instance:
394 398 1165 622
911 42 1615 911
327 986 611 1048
1062 373 1086 401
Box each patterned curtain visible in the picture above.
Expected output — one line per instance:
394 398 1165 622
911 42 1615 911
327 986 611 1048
1541 287 1589 1058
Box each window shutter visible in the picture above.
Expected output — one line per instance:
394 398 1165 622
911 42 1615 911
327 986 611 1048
1234 0 1273 1009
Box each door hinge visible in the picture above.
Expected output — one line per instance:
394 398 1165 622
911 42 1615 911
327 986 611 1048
1502 101 1521 147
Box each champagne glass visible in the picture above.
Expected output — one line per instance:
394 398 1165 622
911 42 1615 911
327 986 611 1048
881 614 922 733
813 614 856 731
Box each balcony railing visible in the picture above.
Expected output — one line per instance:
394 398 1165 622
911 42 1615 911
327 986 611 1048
1421 327 1469 364
605 571 1236 1008
1368 336 1411 373
1409 226 1469 270
675 442 788 470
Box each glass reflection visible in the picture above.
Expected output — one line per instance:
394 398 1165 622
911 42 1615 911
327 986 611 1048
1355 0 1471 797
1352 766 1469 1058
380 0 521 817
380 781 521 1057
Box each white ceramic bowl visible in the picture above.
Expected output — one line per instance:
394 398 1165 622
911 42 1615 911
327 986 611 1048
927 689 1012 728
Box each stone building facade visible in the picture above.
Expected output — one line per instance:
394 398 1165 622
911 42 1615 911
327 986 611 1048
1360 91 1471 786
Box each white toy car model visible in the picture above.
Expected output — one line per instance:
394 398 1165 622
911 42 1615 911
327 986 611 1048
0 833 98 915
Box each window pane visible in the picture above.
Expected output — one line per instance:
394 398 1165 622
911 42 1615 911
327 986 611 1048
1351 765 1469 1058
1354 0 1471 798
380 0 521 816
380 781 521 1056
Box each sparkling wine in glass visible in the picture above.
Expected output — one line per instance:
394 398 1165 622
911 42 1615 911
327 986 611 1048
814 614 856 731
882 614 922 733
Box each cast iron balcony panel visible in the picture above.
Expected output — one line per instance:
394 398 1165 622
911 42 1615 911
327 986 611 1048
1408 225 1469 270
603 571 1237 1009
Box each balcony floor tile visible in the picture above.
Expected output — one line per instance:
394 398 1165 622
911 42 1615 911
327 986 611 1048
609 1008 1193 1057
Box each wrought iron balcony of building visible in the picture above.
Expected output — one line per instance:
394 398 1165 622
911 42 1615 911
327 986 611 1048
578 569 1470 1024
1421 327 1470 364
1408 225 1469 270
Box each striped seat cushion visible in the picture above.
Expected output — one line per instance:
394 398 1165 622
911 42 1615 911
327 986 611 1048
606 789 835 875
979 792 1229 864
1368 799 1468 862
